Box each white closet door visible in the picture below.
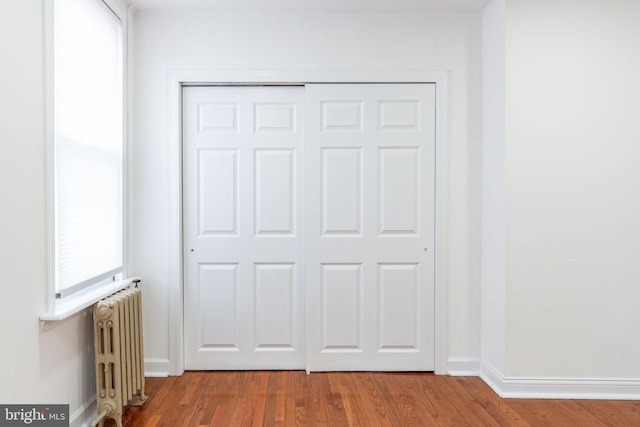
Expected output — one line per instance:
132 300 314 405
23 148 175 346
183 86 305 369
304 84 436 371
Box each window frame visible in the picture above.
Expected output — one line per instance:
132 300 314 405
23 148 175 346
42 0 131 321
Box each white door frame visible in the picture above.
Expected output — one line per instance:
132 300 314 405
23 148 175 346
167 70 449 376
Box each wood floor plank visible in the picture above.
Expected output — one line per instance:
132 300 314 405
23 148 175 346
336 373 372 426
121 375 178 427
273 371 287 424
326 372 351 426
351 372 394 426
208 404 226 427
218 371 247 426
230 371 260 426
368 372 415 426
408 373 471 426
435 375 502 426
117 372 640 427
508 399 588 427
556 400 609 427
250 372 270 427
306 372 327 425
295 371 317 427
190 372 222 426
179 373 202 406
316 373 341 426
387 372 446 426
454 376 531 426
282 370 297 427
142 414 161 427
178 373 210 427
576 399 640 427
260 372 278 426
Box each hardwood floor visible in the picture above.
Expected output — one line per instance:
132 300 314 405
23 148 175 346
117 371 640 426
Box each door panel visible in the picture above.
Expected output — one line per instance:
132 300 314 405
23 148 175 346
198 149 238 235
379 147 420 234
305 84 435 371
378 263 419 350
321 263 363 350
254 149 295 235
198 263 238 349
184 86 304 369
322 148 363 235
254 263 296 349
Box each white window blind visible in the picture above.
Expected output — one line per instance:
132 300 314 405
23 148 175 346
54 0 124 296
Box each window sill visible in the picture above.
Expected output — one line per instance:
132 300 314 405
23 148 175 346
40 276 140 327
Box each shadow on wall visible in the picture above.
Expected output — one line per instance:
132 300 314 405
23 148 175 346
39 310 96 421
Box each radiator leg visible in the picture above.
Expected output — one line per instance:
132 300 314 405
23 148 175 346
90 409 108 427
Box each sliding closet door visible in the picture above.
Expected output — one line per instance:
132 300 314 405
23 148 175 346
183 84 436 371
183 86 305 369
304 84 436 371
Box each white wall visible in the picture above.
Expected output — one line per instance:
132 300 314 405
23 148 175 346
0 2 96 426
132 11 483 374
480 0 506 377
0 1 135 424
480 0 640 396
504 0 640 379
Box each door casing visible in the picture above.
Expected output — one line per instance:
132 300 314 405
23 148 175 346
165 70 449 376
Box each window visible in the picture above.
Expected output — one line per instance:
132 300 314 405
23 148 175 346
53 0 124 299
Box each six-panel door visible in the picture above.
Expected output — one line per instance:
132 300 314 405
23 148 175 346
183 86 305 369
304 84 435 371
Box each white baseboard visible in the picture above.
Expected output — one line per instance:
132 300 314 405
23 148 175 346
479 361 506 394
145 357 171 377
447 357 481 376
69 395 96 427
480 361 640 400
